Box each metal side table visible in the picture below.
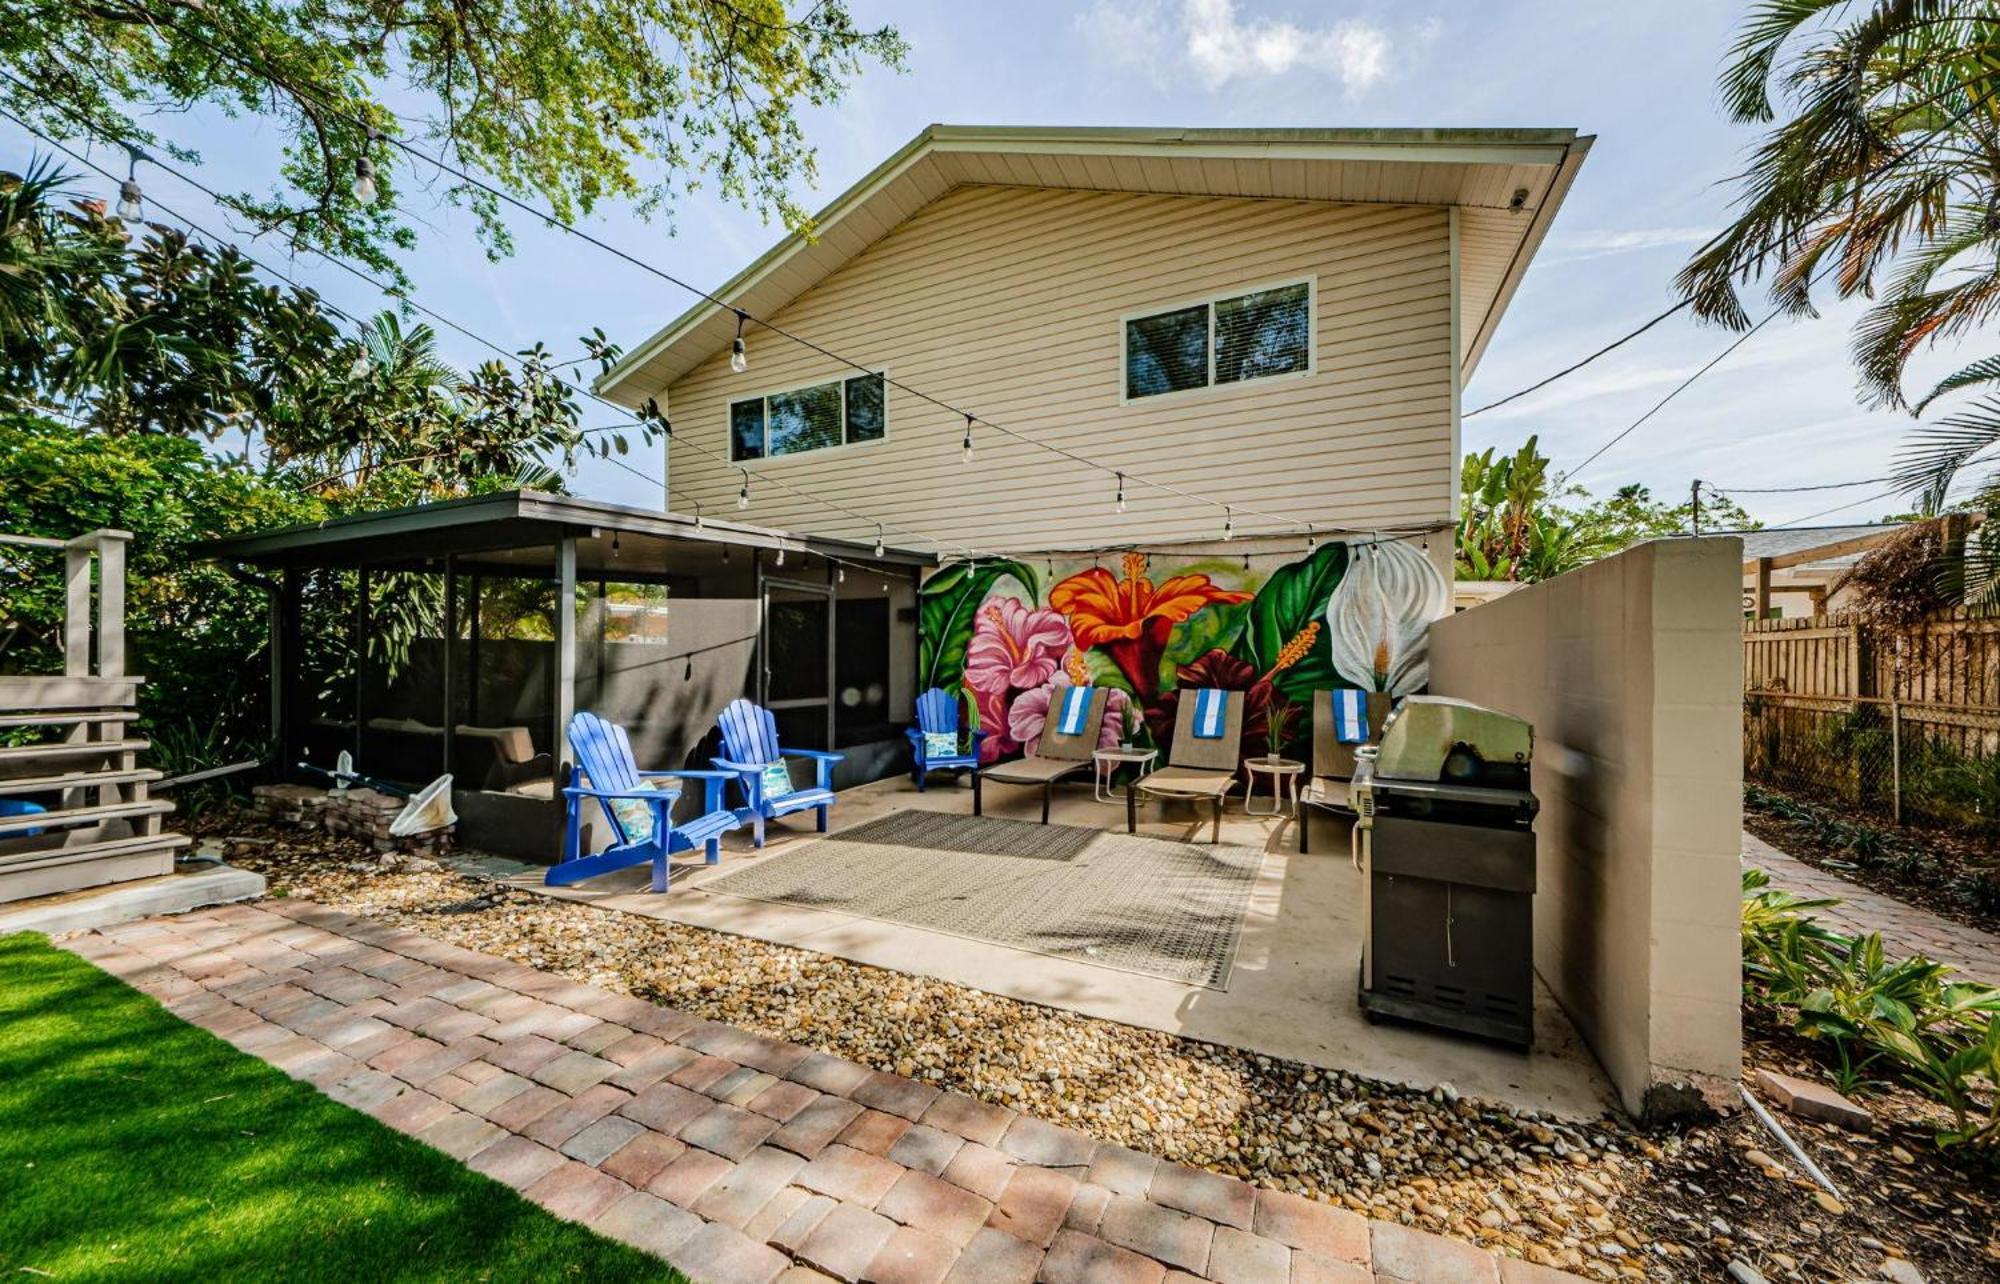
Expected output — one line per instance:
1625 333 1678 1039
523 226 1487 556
1242 756 1305 817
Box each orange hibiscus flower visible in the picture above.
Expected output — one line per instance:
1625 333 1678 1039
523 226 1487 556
1049 553 1251 702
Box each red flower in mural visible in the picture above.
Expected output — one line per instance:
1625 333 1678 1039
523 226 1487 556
1049 553 1251 704
1147 648 1273 757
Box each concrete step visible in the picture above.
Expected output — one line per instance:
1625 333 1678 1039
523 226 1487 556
0 798 173 837
0 768 160 797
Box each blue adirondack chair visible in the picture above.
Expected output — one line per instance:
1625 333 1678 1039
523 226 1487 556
711 698 842 847
550 711 741 893
905 687 985 794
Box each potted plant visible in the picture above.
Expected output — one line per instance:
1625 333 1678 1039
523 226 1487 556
1118 704 1137 752
1264 697 1296 764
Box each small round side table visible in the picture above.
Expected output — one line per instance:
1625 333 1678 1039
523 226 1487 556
1092 746 1158 803
1242 756 1305 817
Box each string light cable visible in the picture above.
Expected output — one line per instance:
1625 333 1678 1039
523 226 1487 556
28 34 1318 544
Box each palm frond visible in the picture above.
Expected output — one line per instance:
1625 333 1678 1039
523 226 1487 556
1916 354 2000 414
1893 395 2000 513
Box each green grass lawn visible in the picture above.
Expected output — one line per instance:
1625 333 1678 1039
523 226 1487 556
0 932 684 1282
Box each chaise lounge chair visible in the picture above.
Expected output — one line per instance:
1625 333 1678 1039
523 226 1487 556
1135 687 1243 844
978 685 1110 824
1298 689 1393 854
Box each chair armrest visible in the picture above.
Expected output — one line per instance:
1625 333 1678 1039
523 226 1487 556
903 728 923 745
780 748 845 762
563 785 683 804
641 769 730 812
968 729 989 744
639 769 731 781
710 757 766 774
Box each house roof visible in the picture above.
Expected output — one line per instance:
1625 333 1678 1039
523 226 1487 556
595 124 1593 406
1730 524 1906 570
192 489 936 575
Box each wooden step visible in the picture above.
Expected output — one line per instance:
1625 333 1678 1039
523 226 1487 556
0 739 149 766
0 710 135 729
0 831 191 903
0 768 160 797
0 799 172 837
0 676 141 711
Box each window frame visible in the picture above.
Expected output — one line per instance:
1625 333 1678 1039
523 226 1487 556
727 368 891 465
1117 275 1316 406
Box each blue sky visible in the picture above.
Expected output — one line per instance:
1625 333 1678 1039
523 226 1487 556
5 0 1971 528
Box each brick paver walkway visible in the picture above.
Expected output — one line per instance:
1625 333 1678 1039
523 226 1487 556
61 898 1587 1284
1744 833 1998 982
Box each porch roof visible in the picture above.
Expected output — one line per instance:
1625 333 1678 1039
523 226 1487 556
193 489 936 578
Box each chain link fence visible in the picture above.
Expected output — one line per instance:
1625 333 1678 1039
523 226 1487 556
1743 691 2000 836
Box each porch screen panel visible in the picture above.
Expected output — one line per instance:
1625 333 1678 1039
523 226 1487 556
1214 283 1310 384
1125 304 1209 399
767 383 842 456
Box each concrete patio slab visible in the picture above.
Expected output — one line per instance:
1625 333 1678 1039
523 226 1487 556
461 776 1617 1120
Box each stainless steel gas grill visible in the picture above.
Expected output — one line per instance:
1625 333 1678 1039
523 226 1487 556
1351 696 1538 1049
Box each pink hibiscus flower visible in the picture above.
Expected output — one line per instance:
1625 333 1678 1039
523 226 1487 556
1009 677 1130 756
965 598 1071 695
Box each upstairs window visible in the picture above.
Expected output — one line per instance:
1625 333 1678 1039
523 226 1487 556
730 372 887 462
1123 280 1312 401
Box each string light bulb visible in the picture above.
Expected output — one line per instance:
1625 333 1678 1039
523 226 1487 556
730 311 748 374
961 414 975 464
874 526 885 559
352 130 381 206
1222 508 1234 541
837 566 846 584
115 148 143 220
737 472 750 510
1115 473 1126 514
775 546 785 567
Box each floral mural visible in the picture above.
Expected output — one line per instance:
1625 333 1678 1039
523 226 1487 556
917 538 1448 767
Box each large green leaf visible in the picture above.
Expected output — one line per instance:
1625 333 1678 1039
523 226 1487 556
1160 600 1249 691
1234 541 1349 701
916 558 1038 698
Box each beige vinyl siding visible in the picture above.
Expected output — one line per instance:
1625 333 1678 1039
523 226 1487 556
656 184 1454 552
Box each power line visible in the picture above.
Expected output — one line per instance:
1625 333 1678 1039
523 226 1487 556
1561 308 1780 482
1706 477 1888 495
104 22 1328 541
1463 300 1692 419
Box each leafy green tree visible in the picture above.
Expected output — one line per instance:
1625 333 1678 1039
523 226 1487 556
3 0 906 279
1457 438 1759 583
1675 2 2000 511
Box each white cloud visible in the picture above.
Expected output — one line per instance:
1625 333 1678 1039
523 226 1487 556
1078 0 1410 97
1545 226 1717 262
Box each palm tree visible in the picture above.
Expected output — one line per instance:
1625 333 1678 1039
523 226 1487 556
1676 3 2000 511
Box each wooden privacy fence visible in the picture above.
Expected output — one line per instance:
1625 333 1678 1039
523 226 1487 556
1744 610 2000 832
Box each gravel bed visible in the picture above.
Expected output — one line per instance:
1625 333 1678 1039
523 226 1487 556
202 814 1998 1282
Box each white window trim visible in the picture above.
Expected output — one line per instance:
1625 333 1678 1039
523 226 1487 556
728 368 890 466
1116 275 1317 407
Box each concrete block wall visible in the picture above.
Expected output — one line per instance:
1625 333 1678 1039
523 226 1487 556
1427 538 1742 1117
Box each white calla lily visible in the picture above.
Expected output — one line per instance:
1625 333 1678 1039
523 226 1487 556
1326 539 1448 695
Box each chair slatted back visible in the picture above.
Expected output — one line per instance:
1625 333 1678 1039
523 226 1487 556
1311 690 1394 780
915 688 961 737
569 711 641 837
1168 688 1245 770
719 698 781 767
1036 686 1109 762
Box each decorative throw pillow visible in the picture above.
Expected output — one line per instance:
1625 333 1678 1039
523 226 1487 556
759 762 795 801
923 730 960 760
608 778 670 845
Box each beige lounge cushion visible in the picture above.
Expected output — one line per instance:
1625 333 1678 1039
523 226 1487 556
1137 765 1237 799
984 755 1091 785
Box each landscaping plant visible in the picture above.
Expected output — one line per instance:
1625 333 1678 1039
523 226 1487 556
1741 868 2000 1152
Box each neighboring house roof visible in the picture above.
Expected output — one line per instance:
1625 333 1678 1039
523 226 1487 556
596 123 1593 406
1730 524 1907 573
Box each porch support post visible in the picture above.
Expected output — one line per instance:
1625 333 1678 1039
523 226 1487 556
92 531 128 677
354 567 370 761
1752 557 1771 620
62 543 92 676
441 556 457 781
276 569 301 770
553 535 578 778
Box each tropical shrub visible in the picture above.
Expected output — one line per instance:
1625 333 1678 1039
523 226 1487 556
1741 869 2000 1151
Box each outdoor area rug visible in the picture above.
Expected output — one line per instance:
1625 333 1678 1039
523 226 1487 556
699 810 1264 989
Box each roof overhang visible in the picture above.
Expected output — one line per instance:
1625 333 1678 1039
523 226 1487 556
193 490 936 575
596 124 1593 405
